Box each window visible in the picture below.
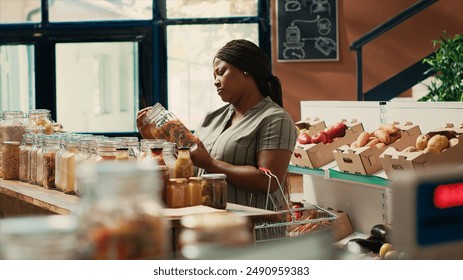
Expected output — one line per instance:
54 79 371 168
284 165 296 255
0 0 270 135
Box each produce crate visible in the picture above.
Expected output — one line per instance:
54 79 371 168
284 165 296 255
291 120 364 169
294 117 326 137
380 123 463 179
333 122 421 175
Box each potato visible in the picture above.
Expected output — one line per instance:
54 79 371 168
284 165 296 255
379 123 400 135
374 129 390 144
365 138 380 147
449 138 459 147
356 132 370 147
424 146 440 155
402 146 418 153
427 134 449 152
379 243 394 260
415 134 429 150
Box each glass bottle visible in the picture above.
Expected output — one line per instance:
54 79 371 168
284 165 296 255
187 177 204 207
0 215 78 260
142 103 197 148
162 141 177 178
201 173 227 209
43 135 61 189
166 178 188 208
173 147 194 179
75 161 170 260
19 134 33 182
1 141 21 180
28 109 54 135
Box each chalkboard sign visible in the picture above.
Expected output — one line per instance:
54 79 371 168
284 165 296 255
276 0 339 62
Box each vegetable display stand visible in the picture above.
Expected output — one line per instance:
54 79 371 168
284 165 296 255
253 167 336 242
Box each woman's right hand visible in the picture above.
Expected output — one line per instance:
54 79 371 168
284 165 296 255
137 107 154 139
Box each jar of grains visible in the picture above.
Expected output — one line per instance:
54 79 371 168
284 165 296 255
28 109 54 135
19 134 33 182
200 173 227 209
1 141 21 180
0 111 26 178
75 161 170 260
42 135 61 189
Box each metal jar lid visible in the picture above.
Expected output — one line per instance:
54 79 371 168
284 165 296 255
201 173 227 180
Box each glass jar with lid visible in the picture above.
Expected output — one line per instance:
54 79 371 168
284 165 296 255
75 161 170 260
73 138 93 196
187 177 204 206
173 147 194 179
178 213 253 259
1 141 21 180
201 173 227 209
35 134 47 186
139 139 165 165
19 134 33 182
115 137 139 160
162 141 177 178
142 103 197 148
95 139 117 161
58 136 79 194
0 215 78 260
0 111 27 178
28 134 44 185
42 135 61 189
166 178 188 208
28 109 54 135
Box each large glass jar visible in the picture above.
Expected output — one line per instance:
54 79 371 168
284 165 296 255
19 134 33 182
75 161 170 260
1 141 21 180
142 103 197 148
28 109 53 135
178 214 253 259
173 147 194 179
201 173 227 209
0 215 78 260
0 111 27 178
42 135 61 189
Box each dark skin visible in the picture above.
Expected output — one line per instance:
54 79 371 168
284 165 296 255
137 58 292 194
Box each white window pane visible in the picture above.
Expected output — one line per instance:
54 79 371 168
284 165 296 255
0 0 41 23
56 42 138 133
167 0 258 19
167 23 258 130
49 0 152 22
0 45 34 111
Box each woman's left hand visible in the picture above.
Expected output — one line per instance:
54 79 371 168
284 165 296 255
189 141 213 170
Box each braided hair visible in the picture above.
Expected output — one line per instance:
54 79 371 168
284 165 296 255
215 39 283 107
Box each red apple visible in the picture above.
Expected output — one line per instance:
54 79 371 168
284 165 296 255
297 132 312 144
326 122 348 139
311 131 329 144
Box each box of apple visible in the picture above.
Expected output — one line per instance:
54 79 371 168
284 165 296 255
294 117 327 138
333 122 421 175
291 119 365 169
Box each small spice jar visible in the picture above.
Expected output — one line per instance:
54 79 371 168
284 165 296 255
187 177 204 206
201 173 227 209
167 178 188 208
1 141 21 180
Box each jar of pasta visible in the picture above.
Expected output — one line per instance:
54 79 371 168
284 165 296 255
201 173 227 209
75 161 170 260
142 103 197 148
28 109 53 135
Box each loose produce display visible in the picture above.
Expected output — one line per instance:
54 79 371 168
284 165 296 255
350 123 401 149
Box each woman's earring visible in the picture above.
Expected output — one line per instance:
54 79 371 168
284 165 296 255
243 71 248 75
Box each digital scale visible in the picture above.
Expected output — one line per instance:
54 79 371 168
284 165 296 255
392 165 463 259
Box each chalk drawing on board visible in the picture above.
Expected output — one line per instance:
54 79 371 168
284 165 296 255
277 0 338 61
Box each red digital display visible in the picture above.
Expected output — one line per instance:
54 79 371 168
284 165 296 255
433 182 463 209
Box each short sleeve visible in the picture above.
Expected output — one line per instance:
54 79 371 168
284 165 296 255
257 114 297 152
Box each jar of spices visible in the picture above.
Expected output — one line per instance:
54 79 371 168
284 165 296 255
75 161 170 260
142 103 197 148
42 135 61 189
173 147 194 179
0 215 78 260
1 141 21 180
19 134 33 182
166 178 188 208
201 173 227 209
178 213 253 260
187 177 204 206
28 109 54 135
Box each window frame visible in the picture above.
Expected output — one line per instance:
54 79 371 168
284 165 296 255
0 0 271 136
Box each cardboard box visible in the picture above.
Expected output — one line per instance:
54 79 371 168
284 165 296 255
333 122 421 175
380 124 463 179
295 117 326 137
291 120 364 169
333 211 354 242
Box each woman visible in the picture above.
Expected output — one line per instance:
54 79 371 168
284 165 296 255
138 39 297 210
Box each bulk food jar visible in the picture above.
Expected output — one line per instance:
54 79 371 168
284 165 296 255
0 111 26 178
75 161 170 260
142 103 197 148
28 109 53 135
19 134 33 182
201 173 227 209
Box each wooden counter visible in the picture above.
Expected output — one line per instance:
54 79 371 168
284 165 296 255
0 178 282 223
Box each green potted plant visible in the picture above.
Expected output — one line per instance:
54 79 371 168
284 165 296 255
419 32 463 101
